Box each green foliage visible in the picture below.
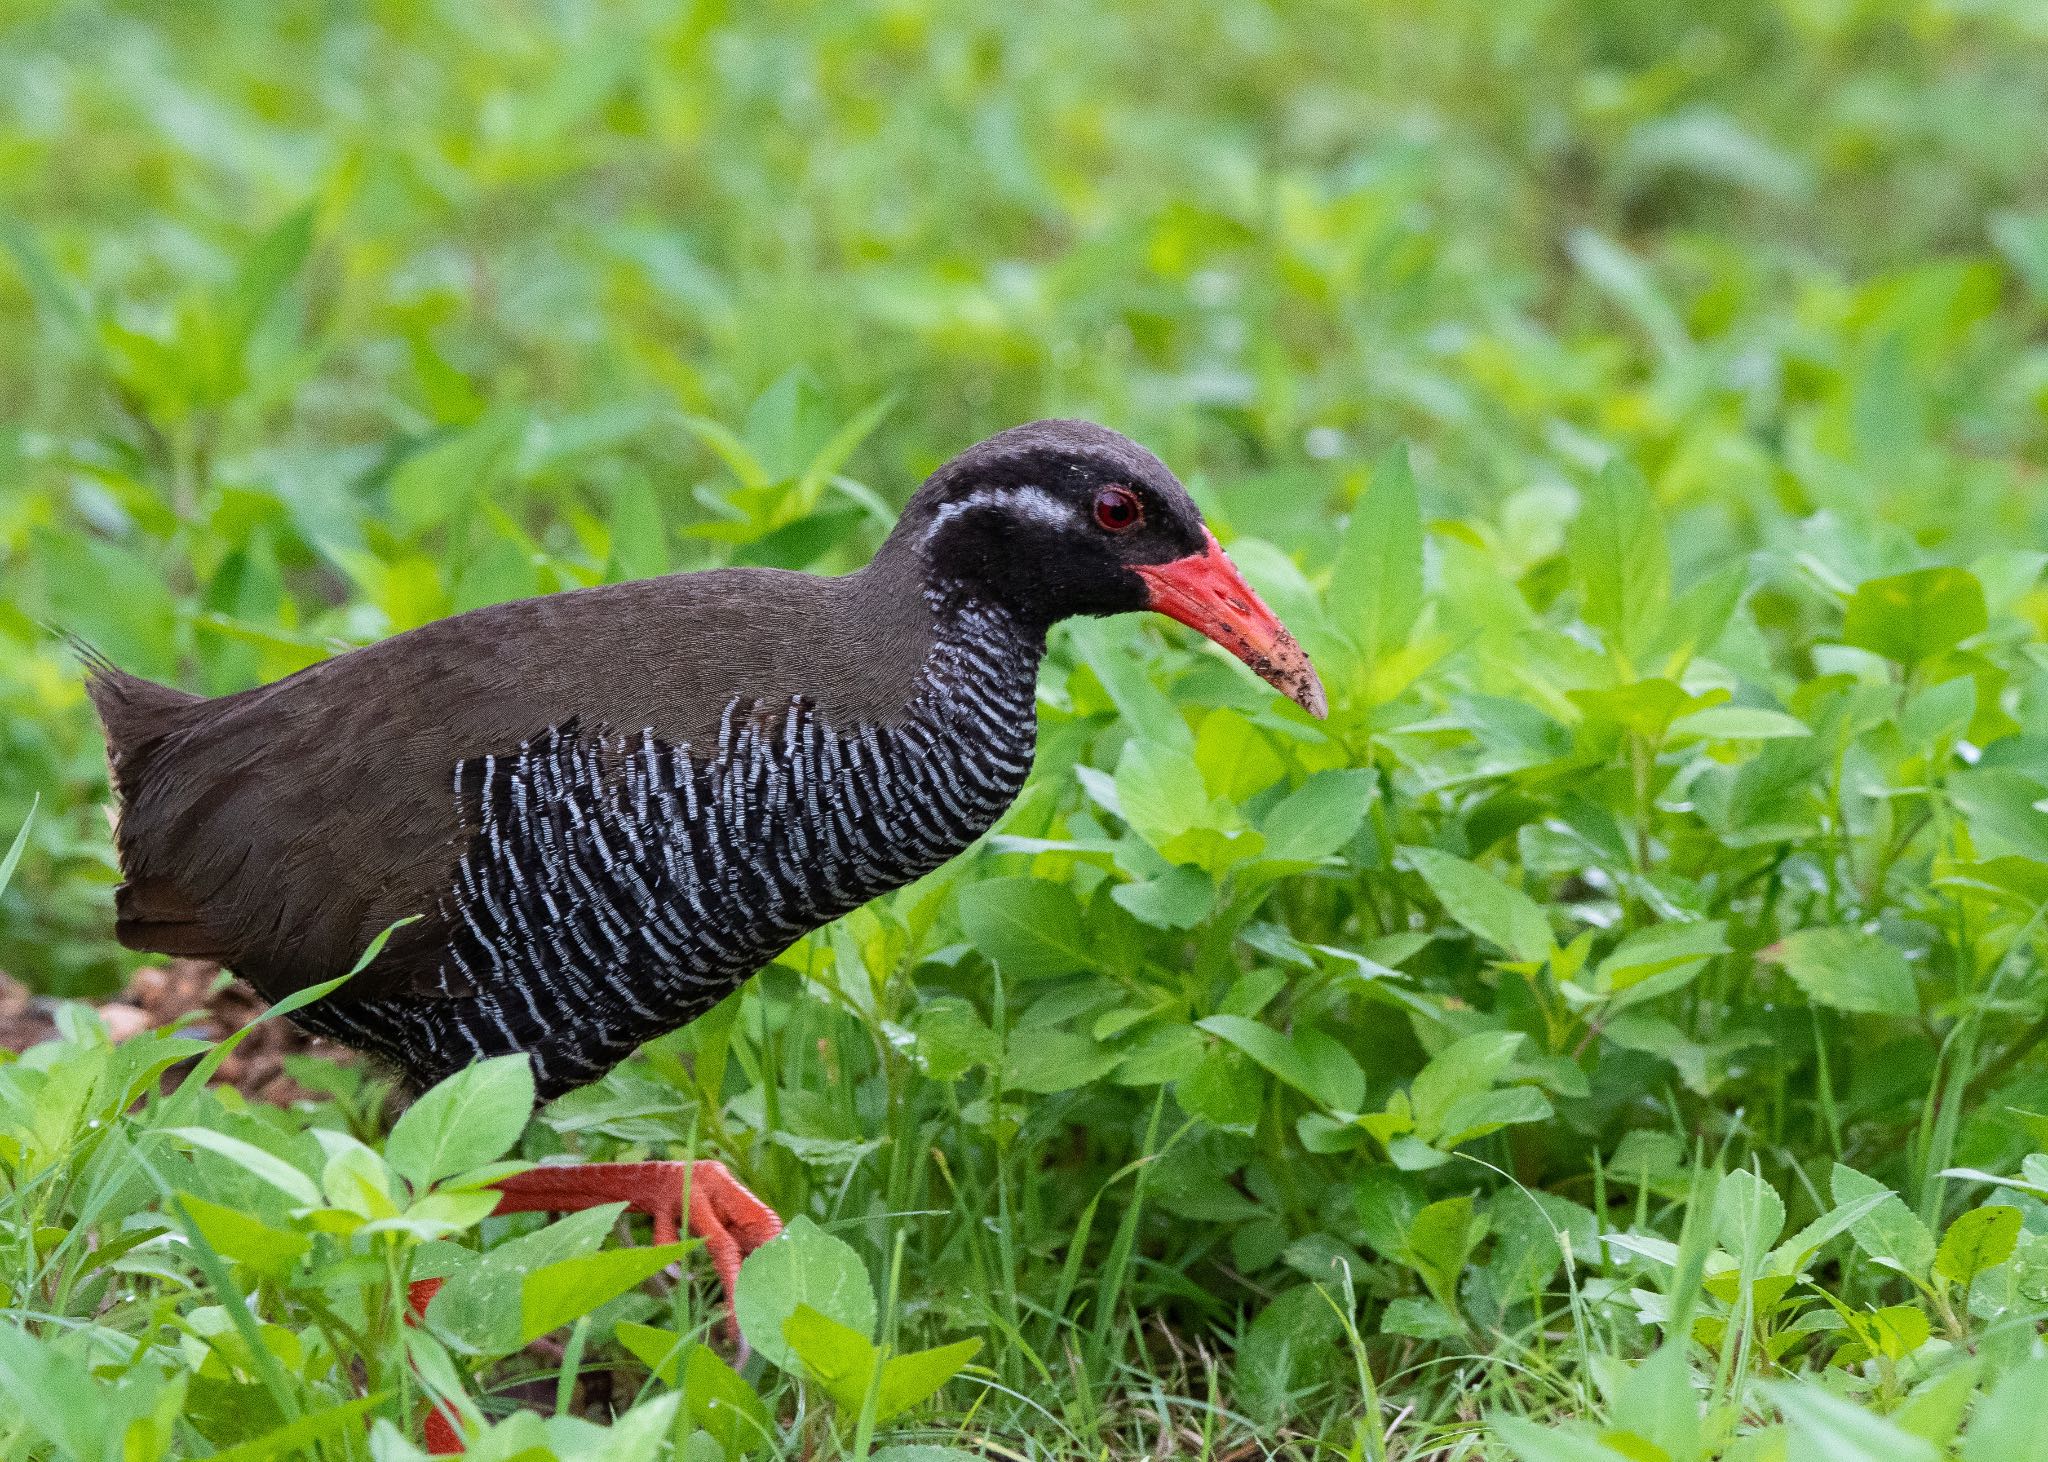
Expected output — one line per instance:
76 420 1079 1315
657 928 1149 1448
6 0 2048 1455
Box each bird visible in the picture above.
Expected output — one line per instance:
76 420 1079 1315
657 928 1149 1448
81 418 1325 1365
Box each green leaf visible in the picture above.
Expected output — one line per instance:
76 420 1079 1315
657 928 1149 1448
384 1053 534 1191
175 1192 310 1278
1330 444 1424 674
1405 1194 1482 1309
1491 1416 1638 1462
388 405 526 535
1935 1205 2022 1288
1764 1380 1940 1462
204 1396 382 1462
1114 737 1213 851
521 1243 692 1343
1712 1168 1788 1268
1258 769 1373 866
1830 1165 1936 1279
1964 1356 2048 1462
684 1342 774 1458
734 1216 876 1374
1842 567 1988 667
1669 705 1812 741
1589 920 1729 1009
957 876 1093 980
876 1338 982 1422
782 1303 876 1413
616 1321 686 1385
1111 865 1216 929
0 796 35 900
1068 618 1194 755
1771 928 1918 1017
1402 846 1553 964
427 1205 624 1352
225 204 316 351
166 1128 321 1208
1005 1029 1122 1095
1198 1015 1366 1112
1409 1032 1531 1143
1568 459 1670 665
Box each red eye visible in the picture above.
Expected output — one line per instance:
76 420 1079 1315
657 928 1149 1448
1093 486 1143 533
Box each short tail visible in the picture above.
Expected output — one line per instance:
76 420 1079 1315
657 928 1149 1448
59 631 203 787
61 632 221 956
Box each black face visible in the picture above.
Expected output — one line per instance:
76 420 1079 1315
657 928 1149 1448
911 420 1209 623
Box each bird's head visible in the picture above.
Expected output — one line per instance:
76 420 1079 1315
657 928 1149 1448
902 420 1326 718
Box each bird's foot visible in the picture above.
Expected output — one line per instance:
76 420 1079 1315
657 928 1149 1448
404 1160 782 1454
487 1159 785 1321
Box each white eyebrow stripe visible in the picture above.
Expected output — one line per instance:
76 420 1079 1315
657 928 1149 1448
925 485 1075 540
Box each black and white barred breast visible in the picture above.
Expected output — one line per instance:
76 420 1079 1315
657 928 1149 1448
304 601 1044 1097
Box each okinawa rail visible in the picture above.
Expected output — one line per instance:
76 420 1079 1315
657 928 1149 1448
83 418 1327 1353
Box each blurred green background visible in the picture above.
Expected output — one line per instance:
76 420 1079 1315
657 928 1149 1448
2 0 2047 976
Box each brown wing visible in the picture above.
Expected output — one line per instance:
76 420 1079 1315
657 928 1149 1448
86 561 934 1002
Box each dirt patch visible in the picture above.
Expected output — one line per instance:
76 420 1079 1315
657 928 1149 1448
0 960 347 1105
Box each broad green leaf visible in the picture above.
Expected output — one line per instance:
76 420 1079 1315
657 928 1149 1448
876 1337 982 1422
175 1192 310 1278
1670 705 1811 741
385 1053 534 1191
1830 1165 1936 1279
1964 1356 2048 1461
1606 1345 1701 1462
1239 1284 1349 1426
734 1216 876 1373
1069 618 1193 755
1589 920 1729 1009
1434 1085 1553 1147
957 876 1092 980
1005 1029 1122 1095
1258 769 1373 866
1330 444 1424 675
684 1343 774 1458
616 1322 686 1385
1198 1015 1366 1113
1568 459 1669 665
166 1128 321 1208
1492 1416 1638 1462
204 1397 382 1462
1403 847 1552 963
388 405 526 535
1771 928 1918 1017
225 204 316 351
1406 1194 1482 1308
0 1323 116 1461
782 1303 876 1413
1193 707 1287 802
1114 737 1213 851
521 1244 692 1343
1111 865 1216 929
1841 567 1987 667
1409 1032 1529 1142
1764 1380 1939 1462
1570 679 1712 741
1712 1168 1787 1268
1935 1205 2021 1288
427 1205 624 1352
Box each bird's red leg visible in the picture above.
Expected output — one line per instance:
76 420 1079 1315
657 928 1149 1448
402 1162 781 1454
406 1278 464 1456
